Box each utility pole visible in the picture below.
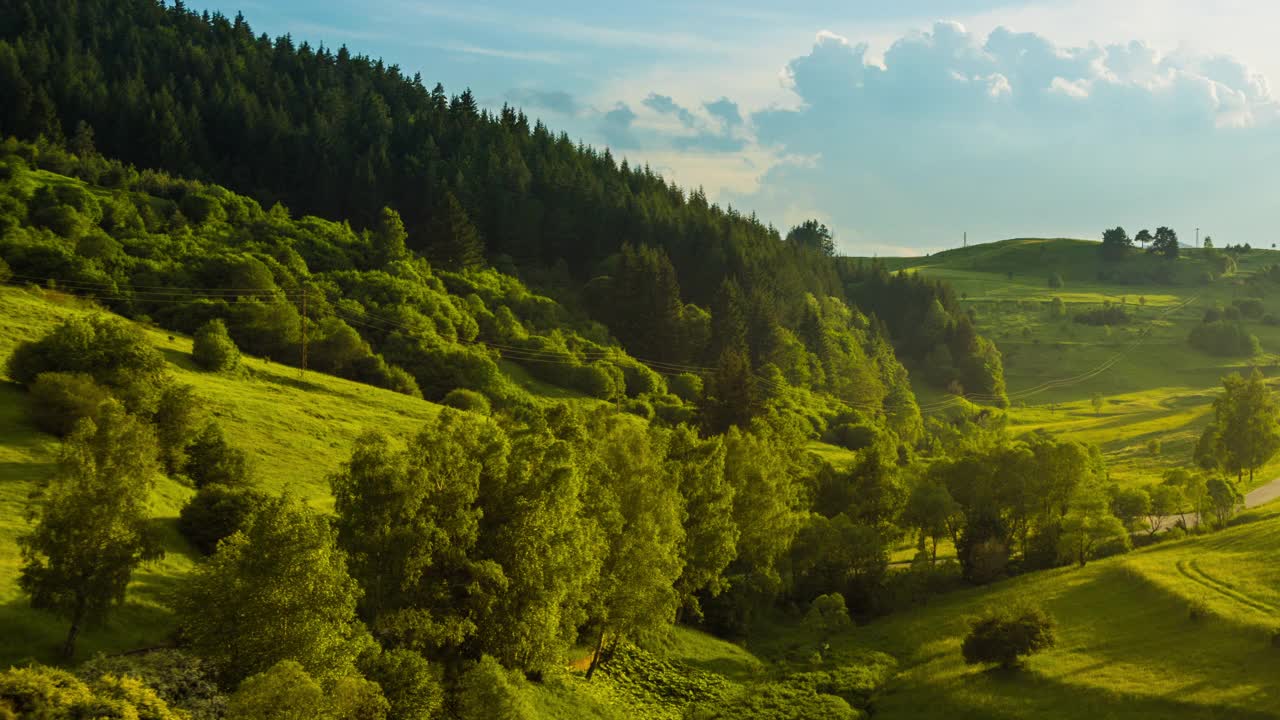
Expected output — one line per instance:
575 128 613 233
300 289 308 377
964 231 967 248
1196 227 1200 248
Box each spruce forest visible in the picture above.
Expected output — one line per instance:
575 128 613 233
1 2 1279 719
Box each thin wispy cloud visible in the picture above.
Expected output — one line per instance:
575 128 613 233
419 41 569 65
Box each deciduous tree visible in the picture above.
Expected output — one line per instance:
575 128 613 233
18 402 163 659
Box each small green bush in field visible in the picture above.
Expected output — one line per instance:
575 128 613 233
192 319 241 372
27 371 112 436
442 388 491 415
961 604 1056 669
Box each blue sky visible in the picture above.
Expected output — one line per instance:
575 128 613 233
198 1 1280 256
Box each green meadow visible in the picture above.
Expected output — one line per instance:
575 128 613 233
782 500 1280 720
876 238 1280 488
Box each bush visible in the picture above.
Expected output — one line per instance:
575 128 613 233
349 354 422 397
359 648 444 720
687 682 861 720
442 388 491 415
1047 272 1063 289
455 656 534 720
825 422 879 452
1233 298 1265 319
668 372 704 402
961 604 1056 669
153 383 204 474
1188 320 1260 357
78 650 226 720
622 397 654 419
1073 305 1131 326
0 257 10 283
27 371 112 435
1047 297 1066 320
804 593 851 637
0 664 183 720
192 319 241 372
178 483 267 555
6 314 167 410
226 661 329 720
783 652 896 710
184 422 251 488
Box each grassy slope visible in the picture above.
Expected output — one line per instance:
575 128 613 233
752 501 1280 720
0 286 445 664
0 285 773 720
871 238 1280 488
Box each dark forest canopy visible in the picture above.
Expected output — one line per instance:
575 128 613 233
0 0 1004 408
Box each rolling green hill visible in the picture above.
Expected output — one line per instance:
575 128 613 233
754 500 1280 720
862 238 1280 488
0 285 450 665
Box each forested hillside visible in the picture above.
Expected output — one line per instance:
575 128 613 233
0 0 1005 409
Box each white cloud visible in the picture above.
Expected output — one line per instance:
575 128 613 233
1049 76 1089 98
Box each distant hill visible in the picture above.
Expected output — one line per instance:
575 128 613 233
850 237 1280 489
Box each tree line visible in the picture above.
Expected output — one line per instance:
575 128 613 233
0 0 1001 404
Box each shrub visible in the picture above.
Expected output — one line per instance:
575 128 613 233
623 397 654 420
184 422 251 488
0 256 10 283
1047 297 1066 320
455 656 534 720
0 664 183 720
349 354 422 397
442 388 491 415
359 648 444 720
78 650 226 720
825 422 879 452
961 604 1056 669
687 682 861 720
1263 314 1280 327
6 314 166 410
1047 272 1063 289
1233 298 1265 319
153 383 204 474
178 483 267 555
783 652 896 710
615 358 665 397
668 372 704 402
1188 320 1260 357
1073 305 1131 326
804 593 851 638
192 319 241 372
27 371 112 435
226 661 329 720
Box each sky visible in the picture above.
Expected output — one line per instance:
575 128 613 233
196 1 1280 256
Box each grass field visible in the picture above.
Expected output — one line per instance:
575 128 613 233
869 238 1280 489
744 500 1280 720
0 286 448 664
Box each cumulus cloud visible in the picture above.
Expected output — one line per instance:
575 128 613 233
734 23 1280 251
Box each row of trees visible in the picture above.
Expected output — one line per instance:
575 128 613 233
1100 226 1179 260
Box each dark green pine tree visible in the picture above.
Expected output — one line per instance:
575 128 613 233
425 192 485 271
704 347 758 433
611 244 686 363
